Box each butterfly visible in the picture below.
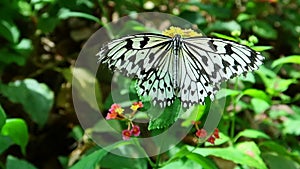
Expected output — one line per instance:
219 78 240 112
97 28 264 108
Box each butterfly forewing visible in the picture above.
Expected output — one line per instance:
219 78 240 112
97 33 178 107
182 37 264 84
98 34 172 77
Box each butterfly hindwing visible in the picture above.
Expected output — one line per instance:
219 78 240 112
177 47 216 108
137 68 175 108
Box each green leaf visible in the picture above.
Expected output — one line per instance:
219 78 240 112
168 146 191 162
206 20 241 33
259 141 300 162
234 129 270 142
58 8 101 23
37 16 60 33
100 153 148 169
6 156 38 169
1 119 29 155
192 3 231 19
92 119 122 137
210 32 237 41
237 13 252 22
13 38 33 54
161 158 203 169
272 78 297 93
0 19 20 44
252 20 277 39
179 11 206 25
58 156 68 169
186 153 218 169
282 113 300 135
251 46 273 52
0 104 6 130
235 142 267 169
0 79 54 127
216 88 240 99
262 153 299 169
238 72 256 83
271 55 300 68
250 98 270 114
259 141 289 156
148 99 181 130
256 65 276 79
256 66 297 95
0 48 27 66
17 1 32 16
70 126 84 140
188 142 267 169
242 89 271 104
0 38 33 67
0 135 13 154
70 141 133 169
181 105 206 127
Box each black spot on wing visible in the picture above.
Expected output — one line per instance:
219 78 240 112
125 39 133 49
224 44 233 54
222 59 230 67
140 36 150 48
212 63 221 78
249 51 257 62
201 55 208 66
234 60 239 66
149 53 155 63
208 40 218 51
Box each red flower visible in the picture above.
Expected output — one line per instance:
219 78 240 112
130 101 143 111
109 104 124 114
213 128 220 139
131 125 140 136
196 129 207 138
122 129 132 140
207 136 216 144
106 104 124 120
106 112 118 119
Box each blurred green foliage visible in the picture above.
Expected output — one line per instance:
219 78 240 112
0 0 299 169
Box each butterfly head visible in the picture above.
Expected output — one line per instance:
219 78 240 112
162 26 202 38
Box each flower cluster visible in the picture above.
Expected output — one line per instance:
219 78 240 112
106 101 143 140
106 104 124 120
130 101 144 111
193 121 220 144
122 125 141 140
206 128 220 144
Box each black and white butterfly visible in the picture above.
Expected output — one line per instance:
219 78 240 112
97 32 264 108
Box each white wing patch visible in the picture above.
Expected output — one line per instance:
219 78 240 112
97 33 264 108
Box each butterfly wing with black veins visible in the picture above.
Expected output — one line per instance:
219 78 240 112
182 37 264 84
177 36 264 108
97 33 178 107
97 33 264 108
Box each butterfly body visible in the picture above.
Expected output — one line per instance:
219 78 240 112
172 34 183 89
97 32 264 108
